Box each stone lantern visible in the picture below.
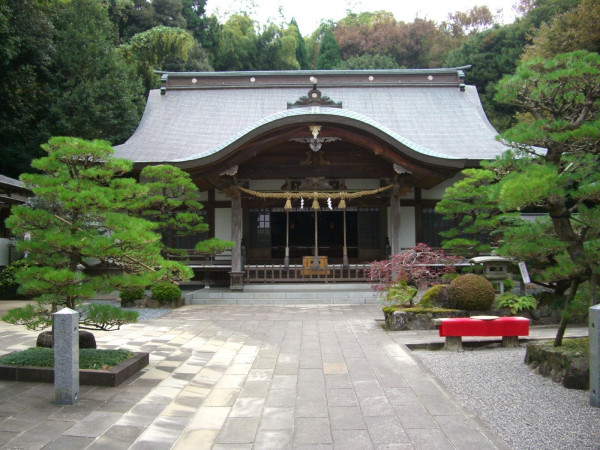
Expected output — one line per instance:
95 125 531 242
469 256 512 294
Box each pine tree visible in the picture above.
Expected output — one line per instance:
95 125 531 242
132 165 209 257
437 51 600 346
2 137 191 332
316 27 342 70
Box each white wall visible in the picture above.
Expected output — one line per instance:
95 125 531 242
214 208 232 240
215 190 230 201
386 207 416 249
421 173 464 200
250 180 285 190
345 179 380 190
399 207 416 248
0 238 10 267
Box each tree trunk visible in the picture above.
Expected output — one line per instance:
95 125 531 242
553 278 580 347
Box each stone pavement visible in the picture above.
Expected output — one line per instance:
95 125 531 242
0 304 588 449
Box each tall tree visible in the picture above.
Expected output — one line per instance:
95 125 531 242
99 0 135 42
437 51 600 346
181 0 207 39
445 0 585 131
213 13 258 71
0 0 54 178
336 53 399 69
289 18 309 69
445 5 495 37
120 25 195 90
522 0 600 59
122 0 159 39
153 0 187 28
3 137 189 331
316 27 341 69
48 0 145 144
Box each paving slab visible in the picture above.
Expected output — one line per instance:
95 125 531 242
0 302 586 449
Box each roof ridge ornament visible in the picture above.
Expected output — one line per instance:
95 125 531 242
287 77 343 109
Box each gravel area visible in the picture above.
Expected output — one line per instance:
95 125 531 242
86 300 172 321
413 345 600 450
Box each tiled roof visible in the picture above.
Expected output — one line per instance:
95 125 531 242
114 70 507 166
0 175 25 189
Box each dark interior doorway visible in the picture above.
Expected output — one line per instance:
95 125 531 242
271 210 358 261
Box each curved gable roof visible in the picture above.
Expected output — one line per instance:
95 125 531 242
113 69 507 167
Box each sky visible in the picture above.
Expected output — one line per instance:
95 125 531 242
206 0 521 34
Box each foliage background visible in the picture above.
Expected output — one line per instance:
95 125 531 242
1 0 597 179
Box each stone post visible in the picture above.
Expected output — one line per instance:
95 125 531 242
54 308 79 405
590 304 600 407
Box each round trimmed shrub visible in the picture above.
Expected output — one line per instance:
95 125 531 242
448 274 495 310
120 286 145 303
151 282 181 304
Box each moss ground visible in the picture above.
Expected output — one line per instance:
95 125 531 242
0 348 133 370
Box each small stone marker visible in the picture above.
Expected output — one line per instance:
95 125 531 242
54 308 79 405
590 304 600 408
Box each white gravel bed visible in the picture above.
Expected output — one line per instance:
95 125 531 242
86 300 172 321
413 346 600 450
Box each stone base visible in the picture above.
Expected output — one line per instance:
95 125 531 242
36 330 97 349
502 336 519 348
443 336 463 351
383 309 467 331
229 271 244 291
525 342 589 390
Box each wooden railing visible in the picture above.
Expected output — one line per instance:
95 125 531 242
244 263 372 283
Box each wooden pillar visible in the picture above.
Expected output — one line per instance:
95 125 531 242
342 208 348 268
313 210 319 269
229 190 244 290
390 184 401 255
284 211 290 268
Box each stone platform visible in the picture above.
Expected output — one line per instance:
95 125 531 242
185 283 381 305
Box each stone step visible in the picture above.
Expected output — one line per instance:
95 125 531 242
243 283 373 292
185 283 382 305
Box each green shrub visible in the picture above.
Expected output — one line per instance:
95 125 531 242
503 278 515 292
419 284 443 308
497 293 537 314
0 347 133 369
448 274 495 310
195 237 235 254
535 291 565 309
81 303 139 330
382 280 418 307
120 286 145 303
151 281 181 303
0 259 28 289
440 273 459 283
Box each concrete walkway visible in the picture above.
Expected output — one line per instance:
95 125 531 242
0 304 588 449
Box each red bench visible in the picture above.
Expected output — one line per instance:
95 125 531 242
437 316 530 350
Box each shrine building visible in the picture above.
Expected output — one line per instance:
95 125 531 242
113 69 508 288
